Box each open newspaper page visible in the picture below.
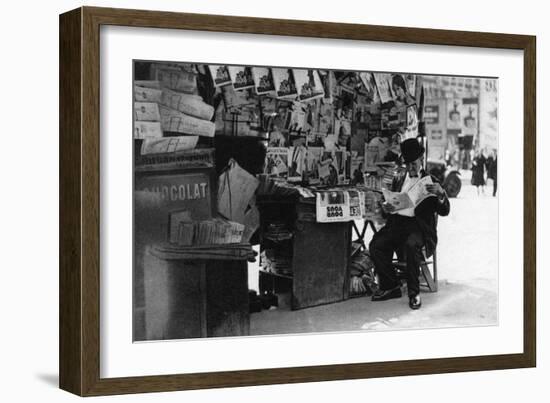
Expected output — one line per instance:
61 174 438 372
407 175 436 206
382 176 436 211
382 189 414 211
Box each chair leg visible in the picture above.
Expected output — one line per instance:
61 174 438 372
420 262 437 292
432 249 438 292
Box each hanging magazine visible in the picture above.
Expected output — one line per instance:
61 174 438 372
293 69 325 102
252 67 275 95
208 65 232 87
227 66 255 91
264 147 289 177
272 68 298 99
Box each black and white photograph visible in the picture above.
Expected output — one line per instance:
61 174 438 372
1 0 543 399
132 60 499 342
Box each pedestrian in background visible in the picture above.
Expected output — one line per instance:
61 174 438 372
471 148 486 195
486 149 498 197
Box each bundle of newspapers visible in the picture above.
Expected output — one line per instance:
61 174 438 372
133 63 216 149
169 215 245 246
261 249 293 277
263 222 293 242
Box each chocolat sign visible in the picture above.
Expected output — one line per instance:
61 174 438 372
141 181 208 202
136 172 212 219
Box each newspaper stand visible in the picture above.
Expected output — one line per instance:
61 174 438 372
257 195 352 310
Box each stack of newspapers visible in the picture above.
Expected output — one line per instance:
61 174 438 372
134 80 163 139
153 64 215 138
169 214 245 247
133 63 216 141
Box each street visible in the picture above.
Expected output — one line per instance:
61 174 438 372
249 175 499 335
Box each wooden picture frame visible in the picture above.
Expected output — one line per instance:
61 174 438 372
59 6 536 396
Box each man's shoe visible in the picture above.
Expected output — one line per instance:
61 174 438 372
371 286 402 301
409 294 422 310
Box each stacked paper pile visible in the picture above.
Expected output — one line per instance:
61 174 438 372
256 176 314 198
169 216 245 246
152 64 216 138
134 80 163 139
261 249 293 277
263 222 293 242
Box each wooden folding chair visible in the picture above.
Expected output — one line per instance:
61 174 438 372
354 218 439 292
393 246 438 292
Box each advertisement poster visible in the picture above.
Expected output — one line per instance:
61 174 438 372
447 98 463 131
479 78 499 151
461 97 479 137
424 104 440 125
427 128 446 161
425 99 447 161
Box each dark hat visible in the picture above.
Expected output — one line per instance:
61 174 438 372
400 138 425 163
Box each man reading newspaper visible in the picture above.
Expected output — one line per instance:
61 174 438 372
369 138 450 309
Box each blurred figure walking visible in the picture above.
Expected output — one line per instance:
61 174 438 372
486 149 498 197
471 149 486 196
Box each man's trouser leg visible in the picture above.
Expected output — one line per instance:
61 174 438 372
369 225 401 291
403 230 424 297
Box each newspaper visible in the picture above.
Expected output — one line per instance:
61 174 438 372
140 136 199 155
159 105 216 137
316 190 365 223
217 160 259 224
134 102 160 122
160 88 214 120
134 85 163 103
134 121 163 139
382 176 436 211
154 65 197 93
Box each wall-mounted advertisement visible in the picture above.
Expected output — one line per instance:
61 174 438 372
479 78 499 151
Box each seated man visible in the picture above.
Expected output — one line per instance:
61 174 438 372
369 138 450 309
